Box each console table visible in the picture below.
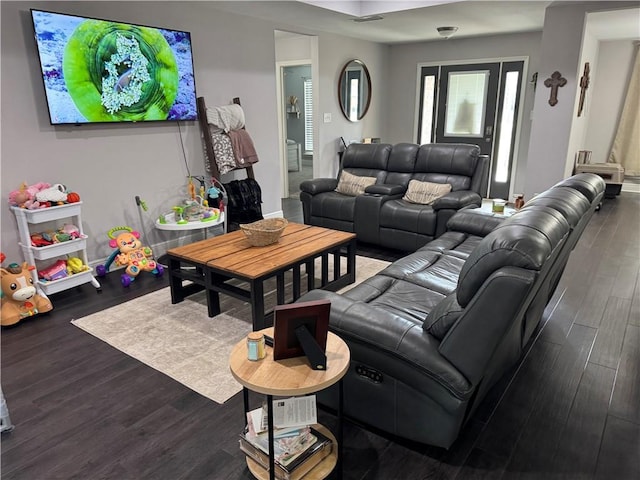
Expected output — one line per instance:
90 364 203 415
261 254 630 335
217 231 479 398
229 328 349 480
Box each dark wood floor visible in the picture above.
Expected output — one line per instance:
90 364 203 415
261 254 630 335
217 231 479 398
2 195 638 480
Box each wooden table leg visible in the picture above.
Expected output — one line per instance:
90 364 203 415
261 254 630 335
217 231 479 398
346 238 357 284
168 256 184 304
321 253 329 286
250 280 265 331
206 270 221 318
276 272 285 305
333 249 341 281
292 264 301 301
306 259 315 292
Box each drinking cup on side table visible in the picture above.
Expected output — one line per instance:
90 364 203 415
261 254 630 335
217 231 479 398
492 199 507 214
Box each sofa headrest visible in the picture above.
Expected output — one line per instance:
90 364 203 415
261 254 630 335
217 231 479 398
387 143 420 172
522 186 590 228
342 143 392 171
415 144 480 177
551 173 605 203
456 208 569 307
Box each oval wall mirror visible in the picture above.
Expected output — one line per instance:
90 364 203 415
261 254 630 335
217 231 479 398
338 59 371 122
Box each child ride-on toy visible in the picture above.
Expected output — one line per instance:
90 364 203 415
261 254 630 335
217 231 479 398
96 226 163 287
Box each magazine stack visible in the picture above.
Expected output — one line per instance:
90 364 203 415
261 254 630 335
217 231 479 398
239 396 333 480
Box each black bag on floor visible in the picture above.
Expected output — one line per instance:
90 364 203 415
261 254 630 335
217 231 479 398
224 178 264 230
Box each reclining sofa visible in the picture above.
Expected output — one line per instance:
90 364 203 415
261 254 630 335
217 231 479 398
300 143 489 251
297 173 605 448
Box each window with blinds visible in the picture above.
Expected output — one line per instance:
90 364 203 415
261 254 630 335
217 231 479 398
303 78 313 153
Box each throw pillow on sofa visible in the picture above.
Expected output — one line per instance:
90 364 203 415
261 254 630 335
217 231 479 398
403 180 452 205
335 170 377 196
423 292 463 340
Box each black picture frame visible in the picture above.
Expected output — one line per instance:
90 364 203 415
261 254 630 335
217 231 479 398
273 299 331 362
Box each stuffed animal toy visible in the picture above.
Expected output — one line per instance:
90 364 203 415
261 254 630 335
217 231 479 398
96 226 164 287
1 261 53 326
8 183 31 207
66 257 89 275
8 182 51 209
35 183 68 204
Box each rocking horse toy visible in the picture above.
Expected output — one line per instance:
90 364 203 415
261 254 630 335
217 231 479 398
1 254 53 326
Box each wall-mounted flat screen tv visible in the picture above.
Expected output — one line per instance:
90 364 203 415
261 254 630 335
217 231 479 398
31 9 197 125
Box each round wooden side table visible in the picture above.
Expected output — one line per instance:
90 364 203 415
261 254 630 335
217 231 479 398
229 327 350 480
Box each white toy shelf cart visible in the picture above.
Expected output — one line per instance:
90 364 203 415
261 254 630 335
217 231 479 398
12 202 101 295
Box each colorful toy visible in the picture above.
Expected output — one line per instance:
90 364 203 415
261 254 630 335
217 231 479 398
59 224 81 239
206 185 223 209
38 259 68 281
66 257 89 275
172 205 188 224
66 192 81 203
30 233 52 247
30 224 81 247
35 183 68 204
1 260 53 326
96 226 164 287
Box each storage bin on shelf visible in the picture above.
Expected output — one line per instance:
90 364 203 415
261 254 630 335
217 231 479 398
29 235 88 260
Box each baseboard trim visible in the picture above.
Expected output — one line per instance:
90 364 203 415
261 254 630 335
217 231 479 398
264 210 284 219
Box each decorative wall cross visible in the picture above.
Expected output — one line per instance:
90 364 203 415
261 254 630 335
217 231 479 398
578 62 590 117
544 71 567 107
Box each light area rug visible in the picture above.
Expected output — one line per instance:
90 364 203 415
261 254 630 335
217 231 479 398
71 255 390 404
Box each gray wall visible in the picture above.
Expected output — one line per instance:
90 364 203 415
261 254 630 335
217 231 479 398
524 1 638 197
585 40 638 164
316 34 389 178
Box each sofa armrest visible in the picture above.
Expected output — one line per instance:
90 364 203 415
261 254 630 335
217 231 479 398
439 267 536 384
300 178 338 195
432 191 482 211
447 209 505 237
364 184 405 196
354 189 404 244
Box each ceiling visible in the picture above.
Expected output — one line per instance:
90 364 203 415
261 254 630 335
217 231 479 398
205 1 640 44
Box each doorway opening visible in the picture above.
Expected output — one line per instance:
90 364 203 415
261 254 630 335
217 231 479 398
281 64 314 198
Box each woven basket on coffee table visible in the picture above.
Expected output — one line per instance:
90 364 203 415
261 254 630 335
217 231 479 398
240 218 288 247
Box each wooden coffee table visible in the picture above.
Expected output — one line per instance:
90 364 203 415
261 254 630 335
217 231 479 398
166 222 356 330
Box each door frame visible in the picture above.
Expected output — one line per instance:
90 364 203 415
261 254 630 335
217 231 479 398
276 59 313 199
413 56 529 199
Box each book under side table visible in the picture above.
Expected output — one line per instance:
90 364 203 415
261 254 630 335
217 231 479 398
229 328 350 480
165 223 356 330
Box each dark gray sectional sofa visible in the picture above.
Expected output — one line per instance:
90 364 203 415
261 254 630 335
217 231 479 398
297 173 605 449
300 142 489 251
